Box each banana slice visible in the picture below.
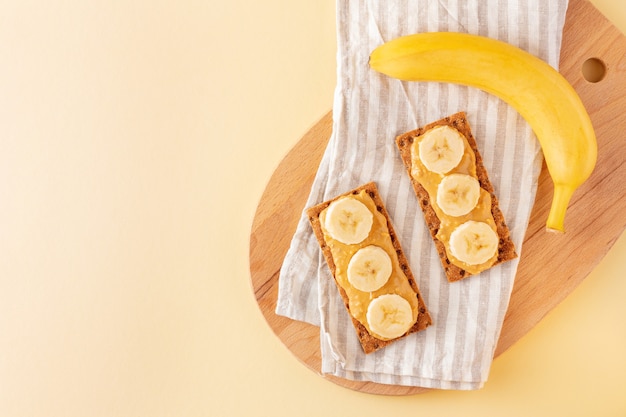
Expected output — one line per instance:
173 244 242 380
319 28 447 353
347 245 392 292
449 220 499 265
366 294 414 340
437 173 481 217
418 125 465 174
324 197 373 245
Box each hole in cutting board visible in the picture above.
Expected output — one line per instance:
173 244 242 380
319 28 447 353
582 57 606 83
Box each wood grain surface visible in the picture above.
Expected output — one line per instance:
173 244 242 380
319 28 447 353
249 0 626 395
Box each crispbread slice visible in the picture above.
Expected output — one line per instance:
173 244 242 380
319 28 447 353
396 112 517 282
307 182 432 354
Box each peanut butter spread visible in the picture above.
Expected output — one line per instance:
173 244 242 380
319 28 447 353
319 190 418 340
410 128 498 275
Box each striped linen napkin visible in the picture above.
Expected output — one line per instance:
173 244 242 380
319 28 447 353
276 0 569 390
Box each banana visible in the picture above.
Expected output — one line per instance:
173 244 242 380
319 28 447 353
366 294 414 340
369 32 597 232
449 220 499 265
437 173 481 217
347 245 392 292
324 197 373 244
418 125 465 174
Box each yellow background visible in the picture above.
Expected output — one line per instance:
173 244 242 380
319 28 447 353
1 0 624 416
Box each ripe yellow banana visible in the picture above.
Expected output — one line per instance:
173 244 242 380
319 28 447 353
369 32 597 233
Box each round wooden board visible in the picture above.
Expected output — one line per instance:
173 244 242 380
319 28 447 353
249 0 626 395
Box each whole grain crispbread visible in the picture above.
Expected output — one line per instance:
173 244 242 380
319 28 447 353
307 182 432 354
395 112 517 282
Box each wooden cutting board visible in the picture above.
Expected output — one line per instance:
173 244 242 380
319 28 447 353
249 0 626 395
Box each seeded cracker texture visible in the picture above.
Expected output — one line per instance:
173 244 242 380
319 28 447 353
307 182 432 354
395 112 517 282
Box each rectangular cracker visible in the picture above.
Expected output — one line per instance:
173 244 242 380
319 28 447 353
307 182 432 354
395 112 517 282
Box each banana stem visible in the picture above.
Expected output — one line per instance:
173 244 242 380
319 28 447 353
546 184 576 233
